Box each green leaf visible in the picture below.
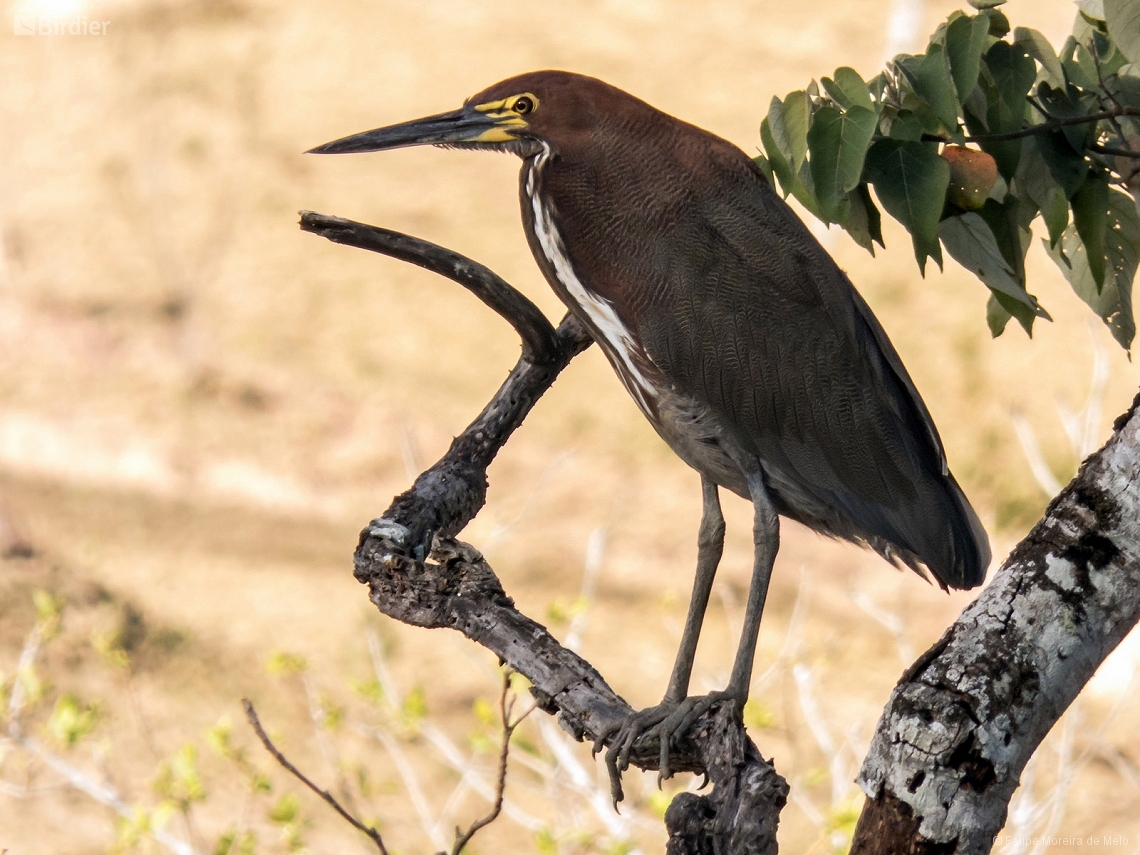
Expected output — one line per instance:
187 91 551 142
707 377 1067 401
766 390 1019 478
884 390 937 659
1029 116 1088 198
789 159 824 220
865 139 950 274
986 292 1013 336
1092 29 1129 76
968 0 1006 8
1106 0 1140 65
1078 0 1105 21
843 183 884 254
1015 138 1068 247
1072 170 1110 290
1046 188 1138 350
977 196 1034 287
961 84 989 132
983 43 1036 131
782 91 812 172
154 744 207 805
1060 36 1098 90
753 153 774 186
761 115 794 197
266 651 307 676
1039 189 1069 249
899 46 961 132
401 685 428 726
946 15 991 100
743 698 778 729
762 92 813 200
938 212 1041 317
48 694 101 747
887 109 925 141
472 696 497 726
1107 69 1140 112
763 98 791 165
807 104 879 222
980 41 1036 177
982 7 1011 37
268 792 300 824
821 67 875 112
1039 85 1089 156
1012 27 1066 88
214 828 257 855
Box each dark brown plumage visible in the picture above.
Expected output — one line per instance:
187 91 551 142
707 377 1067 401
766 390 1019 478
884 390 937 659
310 70 991 792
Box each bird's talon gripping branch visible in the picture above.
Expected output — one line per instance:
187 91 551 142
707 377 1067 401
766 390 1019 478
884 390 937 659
593 702 677 803
599 694 741 801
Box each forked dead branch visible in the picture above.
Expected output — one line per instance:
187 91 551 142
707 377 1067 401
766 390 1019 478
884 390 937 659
300 210 789 855
301 211 1140 855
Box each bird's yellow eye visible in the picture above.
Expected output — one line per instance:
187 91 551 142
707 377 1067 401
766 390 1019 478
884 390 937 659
512 96 535 115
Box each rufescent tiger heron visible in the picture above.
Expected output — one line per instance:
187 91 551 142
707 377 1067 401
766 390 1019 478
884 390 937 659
310 70 991 791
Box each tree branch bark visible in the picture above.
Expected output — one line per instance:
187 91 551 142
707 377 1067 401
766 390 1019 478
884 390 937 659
852 392 1140 855
302 212 789 855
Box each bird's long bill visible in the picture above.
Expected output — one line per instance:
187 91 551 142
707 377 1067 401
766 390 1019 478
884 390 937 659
307 106 511 155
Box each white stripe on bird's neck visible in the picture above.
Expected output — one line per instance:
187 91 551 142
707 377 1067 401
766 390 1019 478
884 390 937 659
525 145 658 416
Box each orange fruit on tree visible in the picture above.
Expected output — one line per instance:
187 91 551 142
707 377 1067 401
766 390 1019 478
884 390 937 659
941 145 998 211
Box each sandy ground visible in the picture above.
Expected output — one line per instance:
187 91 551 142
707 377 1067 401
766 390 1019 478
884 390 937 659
2 0 1140 852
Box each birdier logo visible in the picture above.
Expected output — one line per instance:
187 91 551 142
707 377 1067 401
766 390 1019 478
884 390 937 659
13 14 109 34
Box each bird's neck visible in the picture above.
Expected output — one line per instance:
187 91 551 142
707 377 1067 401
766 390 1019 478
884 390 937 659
519 145 661 419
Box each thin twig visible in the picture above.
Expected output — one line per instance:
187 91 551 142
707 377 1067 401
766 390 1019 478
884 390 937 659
1088 39 1129 151
1088 143 1140 159
242 699 389 855
299 674 362 819
1026 96 1050 121
1091 42 1115 113
364 631 544 833
960 105 1140 144
447 670 535 855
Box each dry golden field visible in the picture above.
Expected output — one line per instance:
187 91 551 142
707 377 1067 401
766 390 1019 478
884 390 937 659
2 0 1140 853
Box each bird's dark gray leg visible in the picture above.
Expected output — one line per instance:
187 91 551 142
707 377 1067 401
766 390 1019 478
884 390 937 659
727 467 779 696
593 475 725 802
663 476 725 701
596 465 779 805
657 465 778 765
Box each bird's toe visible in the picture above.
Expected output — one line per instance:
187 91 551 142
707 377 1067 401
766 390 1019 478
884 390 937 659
596 692 742 805
598 702 676 804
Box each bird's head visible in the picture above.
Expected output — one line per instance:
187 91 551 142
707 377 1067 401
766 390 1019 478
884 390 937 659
308 70 632 159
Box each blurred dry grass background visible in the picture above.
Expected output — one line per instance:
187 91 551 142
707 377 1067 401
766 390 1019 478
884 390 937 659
2 0 1140 852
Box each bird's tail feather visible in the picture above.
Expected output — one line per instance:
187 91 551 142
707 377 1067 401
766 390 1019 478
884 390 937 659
885 474 990 591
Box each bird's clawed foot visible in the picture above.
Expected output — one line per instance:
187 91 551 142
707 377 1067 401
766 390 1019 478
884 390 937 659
592 691 739 806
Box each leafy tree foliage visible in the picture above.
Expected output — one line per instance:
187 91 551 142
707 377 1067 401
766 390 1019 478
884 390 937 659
755 0 1140 349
